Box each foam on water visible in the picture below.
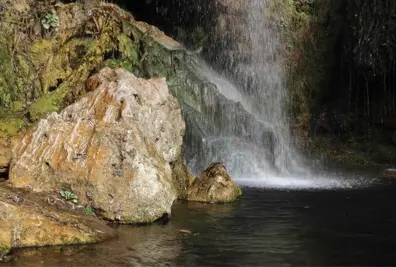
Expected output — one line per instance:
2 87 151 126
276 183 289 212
235 172 376 190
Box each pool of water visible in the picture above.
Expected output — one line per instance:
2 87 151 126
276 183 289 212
3 175 396 266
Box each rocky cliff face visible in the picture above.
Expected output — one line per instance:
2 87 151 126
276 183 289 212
9 67 188 223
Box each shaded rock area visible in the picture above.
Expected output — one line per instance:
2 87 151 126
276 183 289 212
0 186 115 260
188 163 242 203
8 67 188 224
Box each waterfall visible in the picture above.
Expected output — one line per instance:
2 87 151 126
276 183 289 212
190 0 305 175
237 0 295 173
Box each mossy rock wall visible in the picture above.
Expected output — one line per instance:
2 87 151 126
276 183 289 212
0 1 148 136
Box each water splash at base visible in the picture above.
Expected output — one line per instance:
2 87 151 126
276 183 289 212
235 171 378 190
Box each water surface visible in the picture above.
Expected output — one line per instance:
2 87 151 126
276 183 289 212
4 176 396 266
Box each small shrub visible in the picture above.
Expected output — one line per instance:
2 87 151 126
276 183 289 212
60 190 78 203
84 206 95 216
41 12 59 30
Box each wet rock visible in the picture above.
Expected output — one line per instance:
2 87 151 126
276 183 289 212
170 156 196 199
0 186 115 257
187 163 242 203
9 67 188 223
382 169 396 178
179 229 192 235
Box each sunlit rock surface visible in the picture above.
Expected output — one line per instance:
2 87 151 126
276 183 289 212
9 67 188 223
187 163 242 203
0 186 114 257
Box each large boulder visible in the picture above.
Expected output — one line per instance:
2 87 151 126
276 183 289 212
187 163 242 203
0 186 114 259
8 67 188 223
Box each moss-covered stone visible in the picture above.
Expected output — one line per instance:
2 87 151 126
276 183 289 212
0 117 26 138
0 1 139 139
0 243 10 257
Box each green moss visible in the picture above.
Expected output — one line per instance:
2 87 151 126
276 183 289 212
0 2 165 138
0 35 16 107
29 39 54 67
105 58 135 73
117 34 138 62
28 90 64 121
11 101 24 112
0 117 26 138
0 243 10 256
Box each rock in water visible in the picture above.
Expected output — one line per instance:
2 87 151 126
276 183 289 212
187 163 242 203
0 186 115 257
9 67 187 223
382 169 396 178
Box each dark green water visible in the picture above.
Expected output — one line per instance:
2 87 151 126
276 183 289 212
3 178 396 266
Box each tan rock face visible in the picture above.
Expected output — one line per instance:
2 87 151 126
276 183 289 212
0 186 114 257
9 67 187 223
187 163 242 203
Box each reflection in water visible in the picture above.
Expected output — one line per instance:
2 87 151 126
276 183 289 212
4 179 396 266
7 223 183 267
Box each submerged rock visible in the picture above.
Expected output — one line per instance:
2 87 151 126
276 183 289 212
9 67 188 223
382 169 396 178
187 163 242 203
0 186 114 257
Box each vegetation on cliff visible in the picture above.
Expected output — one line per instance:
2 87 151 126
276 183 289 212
0 1 141 139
